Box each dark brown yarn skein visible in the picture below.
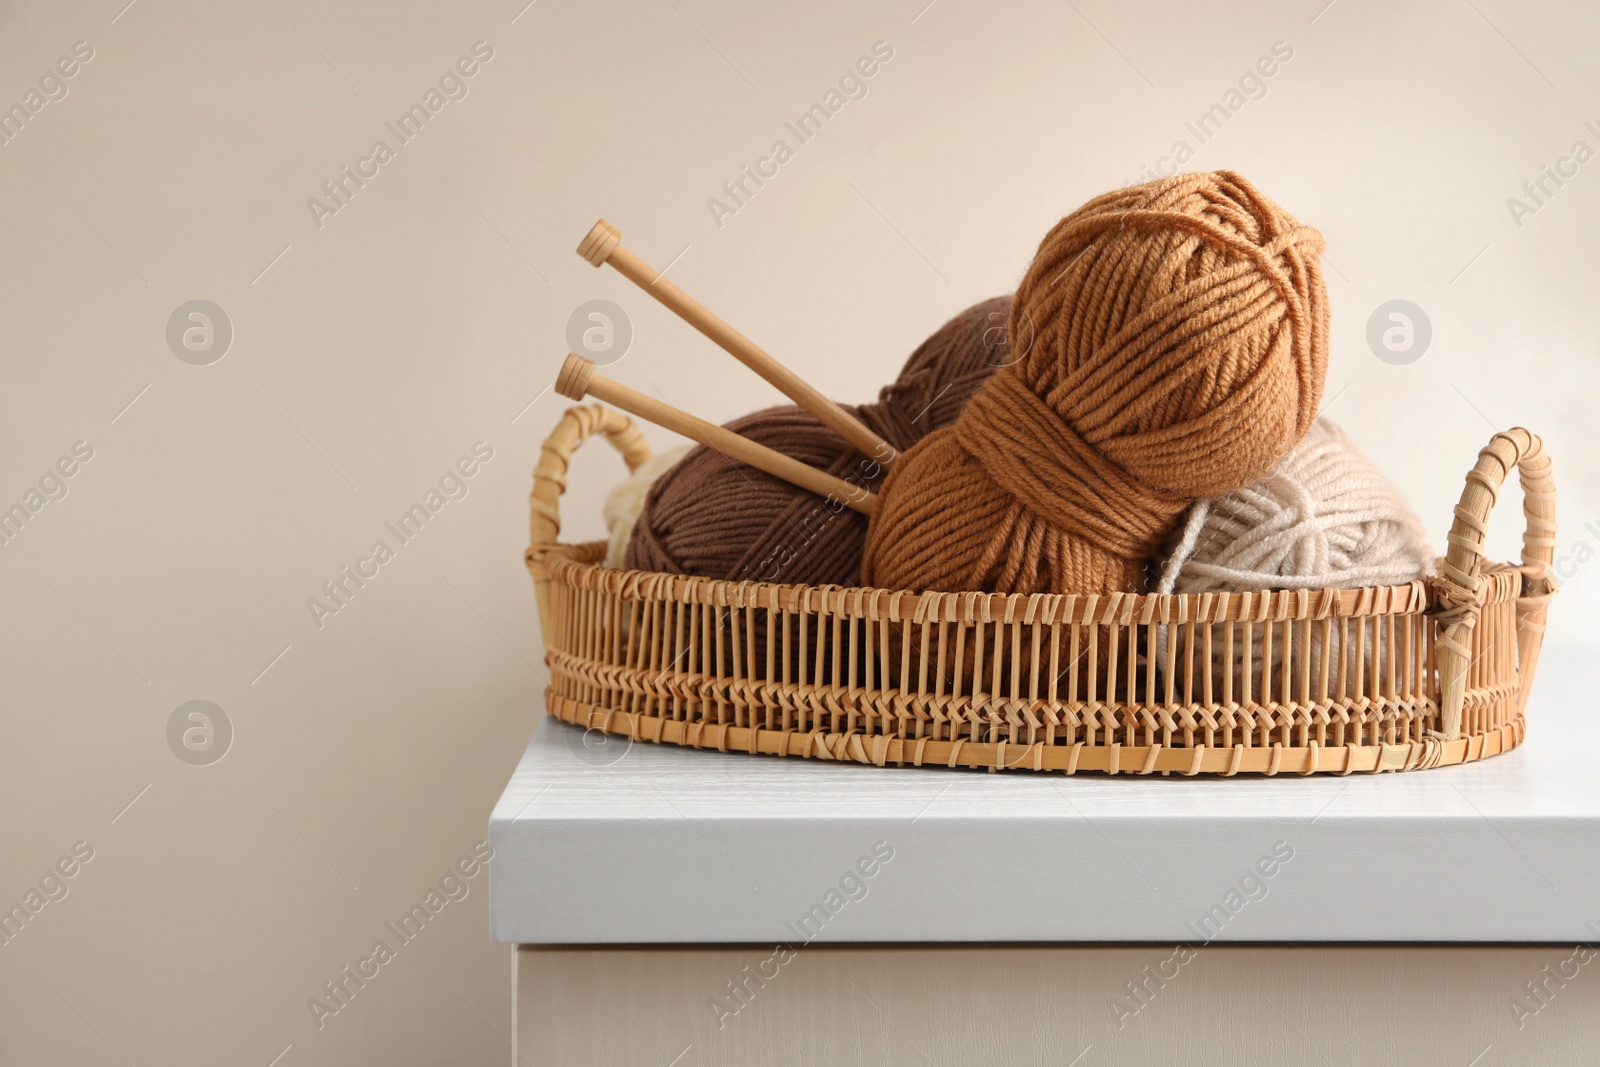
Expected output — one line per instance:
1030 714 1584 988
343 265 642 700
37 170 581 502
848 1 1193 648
624 296 1014 587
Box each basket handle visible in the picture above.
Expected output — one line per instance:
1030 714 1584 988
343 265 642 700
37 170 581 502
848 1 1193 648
1435 427 1556 739
526 403 653 573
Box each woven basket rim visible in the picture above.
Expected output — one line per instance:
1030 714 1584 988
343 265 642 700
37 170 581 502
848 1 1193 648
539 541 1523 624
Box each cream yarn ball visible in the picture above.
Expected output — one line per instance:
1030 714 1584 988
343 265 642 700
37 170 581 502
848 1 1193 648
1155 418 1434 594
603 446 691 569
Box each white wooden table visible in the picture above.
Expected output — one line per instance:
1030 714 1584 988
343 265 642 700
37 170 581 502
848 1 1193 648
491 647 1600 1065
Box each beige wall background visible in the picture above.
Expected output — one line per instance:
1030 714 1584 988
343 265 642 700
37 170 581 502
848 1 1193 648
0 0 1595 1064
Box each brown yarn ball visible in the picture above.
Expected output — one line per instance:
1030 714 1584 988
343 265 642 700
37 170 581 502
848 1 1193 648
861 171 1330 596
623 296 1014 585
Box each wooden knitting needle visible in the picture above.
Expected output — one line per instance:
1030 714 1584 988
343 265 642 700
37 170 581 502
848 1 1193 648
554 354 876 516
576 219 898 466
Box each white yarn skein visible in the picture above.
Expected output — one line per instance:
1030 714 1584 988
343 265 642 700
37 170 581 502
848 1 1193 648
1156 419 1434 595
603 445 692 569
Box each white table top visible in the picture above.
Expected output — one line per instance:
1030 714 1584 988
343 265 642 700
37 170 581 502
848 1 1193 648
490 645 1598 944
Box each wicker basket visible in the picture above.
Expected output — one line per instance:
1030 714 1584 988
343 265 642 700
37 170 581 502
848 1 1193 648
526 404 1557 776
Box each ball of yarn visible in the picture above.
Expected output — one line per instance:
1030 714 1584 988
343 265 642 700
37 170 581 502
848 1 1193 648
623 296 1015 585
861 171 1330 596
602 445 692 569
1154 419 1434 594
